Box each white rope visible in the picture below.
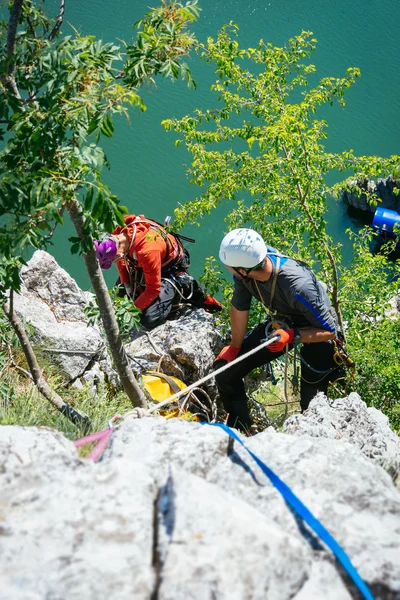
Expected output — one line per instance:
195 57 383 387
148 334 280 414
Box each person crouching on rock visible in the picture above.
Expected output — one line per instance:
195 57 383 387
94 214 223 330
213 228 345 433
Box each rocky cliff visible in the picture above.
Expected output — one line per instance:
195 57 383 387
1 394 400 599
2 251 400 599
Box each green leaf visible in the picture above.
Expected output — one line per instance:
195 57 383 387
100 114 114 138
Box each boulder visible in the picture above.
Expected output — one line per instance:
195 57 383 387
125 309 225 392
0 426 155 600
2 395 400 599
13 251 105 383
284 392 400 485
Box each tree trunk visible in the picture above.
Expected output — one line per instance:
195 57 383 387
66 198 147 408
1 0 24 102
2 293 90 427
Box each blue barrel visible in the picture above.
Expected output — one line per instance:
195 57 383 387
372 206 400 234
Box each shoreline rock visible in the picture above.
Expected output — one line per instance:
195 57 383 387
340 175 400 213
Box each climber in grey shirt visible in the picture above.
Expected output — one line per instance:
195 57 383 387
232 254 337 333
213 228 343 433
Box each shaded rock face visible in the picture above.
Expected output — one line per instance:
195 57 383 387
340 175 400 213
284 392 400 486
12 250 224 391
125 310 225 389
1 395 400 599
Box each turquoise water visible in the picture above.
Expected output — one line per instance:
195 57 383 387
16 1 400 287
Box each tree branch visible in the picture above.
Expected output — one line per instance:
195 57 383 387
2 0 24 102
48 0 65 41
66 197 147 409
282 144 346 338
25 0 36 38
2 292 90 427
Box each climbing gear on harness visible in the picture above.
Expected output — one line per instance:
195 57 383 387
332 337 356 370
203 423 375 600
214 345 240 365
263 317 291 338
163 274 194 302
264 361 277 385
298 353 336 375
94 236 119 270
219 228 267 268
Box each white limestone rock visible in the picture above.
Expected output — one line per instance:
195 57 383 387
0 426 155 600
125 309 225 387
13 251 106 382
19 250 89 322
155 467 309 600
284 392 400 484
1 411 400 599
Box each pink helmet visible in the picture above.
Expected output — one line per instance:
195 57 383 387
94 237 118 270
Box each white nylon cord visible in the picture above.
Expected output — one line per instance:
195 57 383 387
147 334 280 413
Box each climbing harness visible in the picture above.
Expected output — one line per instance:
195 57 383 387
162 273 194 302
254 263 355 398
204 423 375 600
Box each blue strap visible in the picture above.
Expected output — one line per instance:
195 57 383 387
203 422 374 600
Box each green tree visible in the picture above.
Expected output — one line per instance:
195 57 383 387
0 0 200 416
162 25 400 424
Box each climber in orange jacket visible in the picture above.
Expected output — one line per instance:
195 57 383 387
94 214 223 329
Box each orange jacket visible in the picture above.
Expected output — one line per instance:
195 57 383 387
113 215 182 311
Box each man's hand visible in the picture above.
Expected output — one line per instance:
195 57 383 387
268 329 295 352
213 345 240 365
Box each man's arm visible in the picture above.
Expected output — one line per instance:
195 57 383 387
291 275 337 340
134 249 162 311
230 305 250 348
296 327 335 344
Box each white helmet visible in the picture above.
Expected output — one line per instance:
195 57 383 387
219 228 267 268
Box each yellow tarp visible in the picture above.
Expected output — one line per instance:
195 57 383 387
141 373 187 402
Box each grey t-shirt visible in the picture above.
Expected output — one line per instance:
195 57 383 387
231 254 337 333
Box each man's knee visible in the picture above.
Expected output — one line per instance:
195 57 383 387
140 309 164 330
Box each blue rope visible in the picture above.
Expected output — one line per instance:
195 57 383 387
203 422 374 600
